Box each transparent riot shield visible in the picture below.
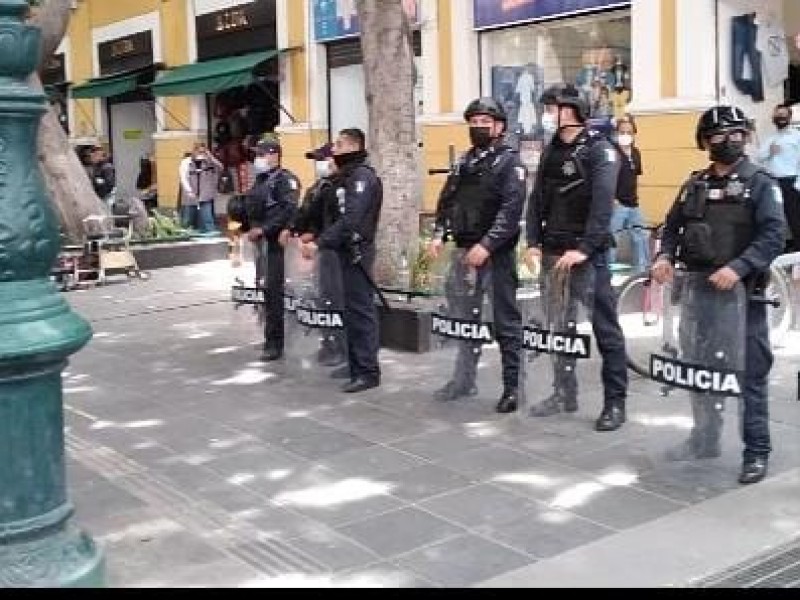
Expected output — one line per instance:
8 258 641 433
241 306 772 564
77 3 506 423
519 254 595 417
646 271 747 459
283 239 347 378
429 247 496 402
231 238 267 324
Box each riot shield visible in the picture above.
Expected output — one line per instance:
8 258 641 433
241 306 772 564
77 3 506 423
231 238 267 324
429 247 496 402
645 271 747 459
519 254 595 417
283 240 347 378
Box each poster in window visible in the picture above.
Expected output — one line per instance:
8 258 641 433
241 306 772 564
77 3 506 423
313 0 419 42
474 0 631 30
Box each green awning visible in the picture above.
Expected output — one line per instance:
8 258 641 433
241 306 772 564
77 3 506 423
149 49 282 97
71 71 141 99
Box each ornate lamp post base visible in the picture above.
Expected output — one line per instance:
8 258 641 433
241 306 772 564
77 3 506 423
0 0 104 588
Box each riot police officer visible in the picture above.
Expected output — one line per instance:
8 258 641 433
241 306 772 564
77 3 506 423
428 97 526 414
652 106 785 485
305 129 383 393
525 84 629 432
245 140 301 362
285 143 347 367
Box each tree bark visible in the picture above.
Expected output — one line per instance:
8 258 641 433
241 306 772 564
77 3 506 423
355 0 421 286
29 0 107 244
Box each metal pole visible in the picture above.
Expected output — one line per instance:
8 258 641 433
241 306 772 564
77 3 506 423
0 0 104 588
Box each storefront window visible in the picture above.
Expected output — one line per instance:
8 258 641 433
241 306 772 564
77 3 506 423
480 11 631 167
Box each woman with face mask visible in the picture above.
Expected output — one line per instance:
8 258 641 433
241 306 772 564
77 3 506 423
608 118 648 271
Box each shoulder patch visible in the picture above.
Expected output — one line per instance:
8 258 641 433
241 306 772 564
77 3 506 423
772 185 784 205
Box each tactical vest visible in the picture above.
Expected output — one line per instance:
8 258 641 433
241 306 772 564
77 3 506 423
677 163 760 270
540 132 602 250
449 149 511 246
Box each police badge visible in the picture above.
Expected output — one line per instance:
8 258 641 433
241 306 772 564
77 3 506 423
562 161 577 177
725 180 745 197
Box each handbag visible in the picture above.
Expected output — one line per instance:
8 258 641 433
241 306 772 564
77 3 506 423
218 168 235 194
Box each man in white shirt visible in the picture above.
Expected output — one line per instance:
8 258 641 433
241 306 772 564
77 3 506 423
758 104 800 251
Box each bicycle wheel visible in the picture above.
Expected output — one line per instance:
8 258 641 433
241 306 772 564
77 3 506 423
767 265 792 346
616 273 673 377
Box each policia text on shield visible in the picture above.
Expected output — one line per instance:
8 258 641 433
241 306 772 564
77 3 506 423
652 106 785 486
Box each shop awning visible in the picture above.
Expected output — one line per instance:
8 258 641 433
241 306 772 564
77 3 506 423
149 49 284 97
71 71 143 99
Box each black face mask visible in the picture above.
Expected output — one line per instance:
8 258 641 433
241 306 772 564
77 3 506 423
774 118 791 130
333 149 368 169
709 139 746 165
469 126 494 149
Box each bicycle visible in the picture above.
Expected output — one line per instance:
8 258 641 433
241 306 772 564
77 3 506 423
616 224 794 377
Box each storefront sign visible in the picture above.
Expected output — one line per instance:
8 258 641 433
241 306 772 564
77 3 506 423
474 0 630 30
196 1 276 61
312 0 419 42
99 31 153 76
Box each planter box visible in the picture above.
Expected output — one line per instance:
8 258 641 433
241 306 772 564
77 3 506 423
379 304 432 354
131 238 230 271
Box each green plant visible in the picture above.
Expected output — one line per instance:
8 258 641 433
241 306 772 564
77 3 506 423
139 209 193 241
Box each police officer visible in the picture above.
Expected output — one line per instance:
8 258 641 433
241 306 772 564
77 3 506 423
428 98 526 414
652 106 785 485
284 143 347 367
303 129 383 393
245 140 301 362
525 84 629 432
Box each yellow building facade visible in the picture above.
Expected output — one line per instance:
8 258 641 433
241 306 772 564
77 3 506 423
59 0 800 224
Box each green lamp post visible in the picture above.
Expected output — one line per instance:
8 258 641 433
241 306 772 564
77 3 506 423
0 0 104 588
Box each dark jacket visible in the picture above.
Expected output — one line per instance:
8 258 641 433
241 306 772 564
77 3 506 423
318 156 382 251
245 167 301 241
659 157 785 281
292 176 339 237
527 128 620 257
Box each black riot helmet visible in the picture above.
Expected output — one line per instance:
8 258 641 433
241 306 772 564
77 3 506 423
463 97 508 125
540 84 590 123
695 105 752 150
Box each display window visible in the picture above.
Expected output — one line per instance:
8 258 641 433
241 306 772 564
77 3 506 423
480 10 631 168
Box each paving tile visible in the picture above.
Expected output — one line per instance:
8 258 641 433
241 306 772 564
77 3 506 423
104 528 231 588
478 506 615 559
433 445 549 481
335 507 465 559
419 484 541 530
388 429 493 462
318 445 427 479
378 464 477 502
395 533 532 587
281 527 381 572
547 482 684 531
333 561 438 588
127 559 263 588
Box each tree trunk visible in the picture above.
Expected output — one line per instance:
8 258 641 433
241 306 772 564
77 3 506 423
356 0 421 286
29 0 107 244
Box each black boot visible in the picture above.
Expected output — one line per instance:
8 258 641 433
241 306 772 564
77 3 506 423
434 381 478 402
260 347 283 362
739 457 768 485
529 394 562 418
595 400 626 432
495 388 519 414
